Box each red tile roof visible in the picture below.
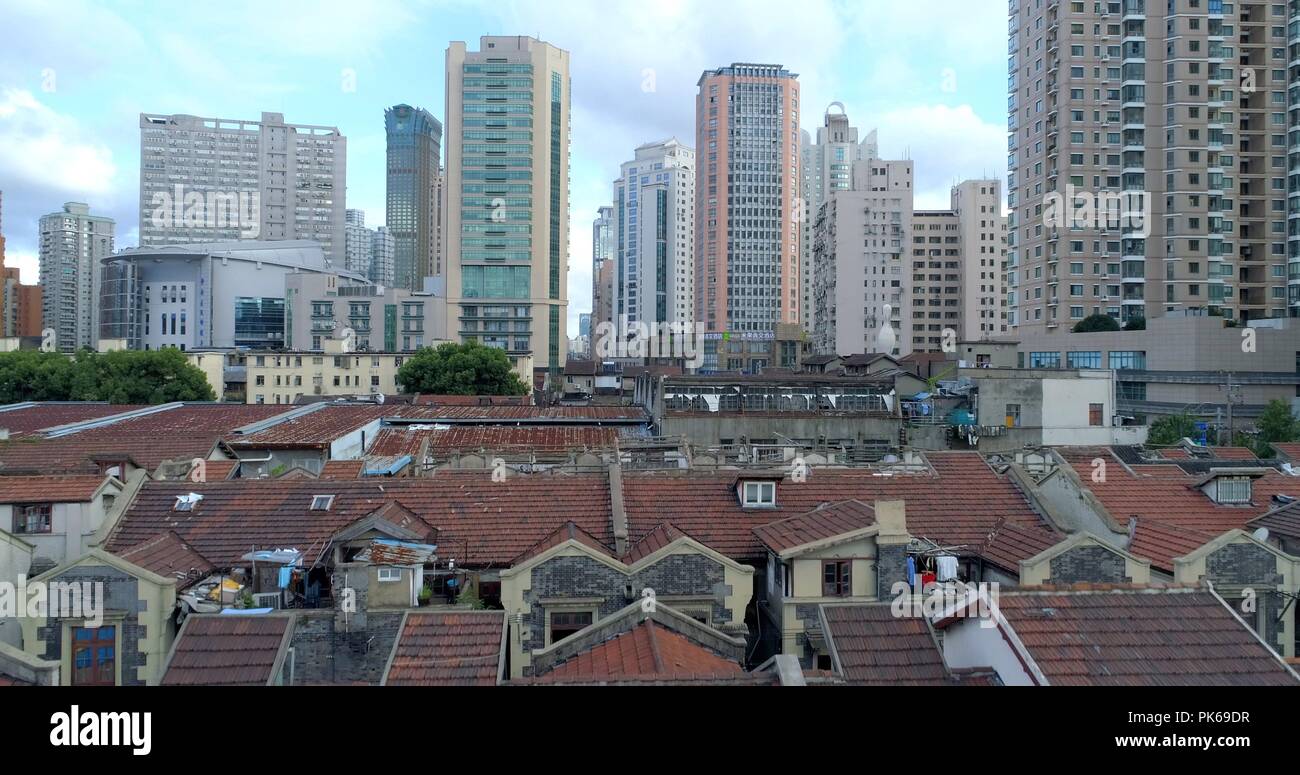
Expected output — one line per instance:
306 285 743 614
534 620 743 682
1127 520 1215 573
202 460 239 481
106 473 615 567
624 452 1047 562
367 428 429 457
383 611 505 686
1063 449 1300 536
320 460 366 479
0 475 110 504
0 404 147 437
1270 443 1300 462
161 615 293 686
992 590 1300 686
418 426 621 455
620 523 688 564
822 604 950 685
226 405 390 448
388 405 648 422
753 500 877 555
979 520 1063 574
114 532 215 590
511 520 615 565
413 394 532 406
0 404 290 475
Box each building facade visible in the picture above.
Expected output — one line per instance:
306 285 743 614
613 138 695 328
40 202 115 353
139 112 346 263
283 271 447 353
909 180 1009 352
344 209 374 281
99 241 363 351
592 205 614 330
800 104 878 332
385 105 442 292
811 158 914 356
1007 1 1295 333
695 63 802 335
444 36 571 377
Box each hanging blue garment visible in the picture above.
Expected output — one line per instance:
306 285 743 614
906 555 917 587
278 567 292 589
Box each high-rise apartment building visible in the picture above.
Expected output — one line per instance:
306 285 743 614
385 105 442 292
592 205 615 329
0 192 39 338
40 202 114 352
1007 0 1291 332
444 36 571 376
695 63 802 338
371 227 396 289
910 180 1009 352
800 104 878 331
138 112 346 263
811 159 914 356
612 138 695 327
344 209 374 280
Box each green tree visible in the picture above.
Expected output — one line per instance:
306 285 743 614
1147 412 1199 446
1253 399 1299 457
0 348 215 405
1122 316 1146 331
396 341 529 396
1072 314 1122 333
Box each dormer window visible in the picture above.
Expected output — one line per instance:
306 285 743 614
310 495 336 512
1215 477 1252 505
741 481 777 508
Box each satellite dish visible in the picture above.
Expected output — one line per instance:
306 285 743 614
1252 528 1270 543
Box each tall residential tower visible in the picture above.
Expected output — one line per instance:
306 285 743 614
385 105 442 291
444 36 571 376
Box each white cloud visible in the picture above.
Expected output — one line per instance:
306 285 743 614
875 104 1006 209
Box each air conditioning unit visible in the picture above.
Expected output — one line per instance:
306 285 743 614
253 592 284 610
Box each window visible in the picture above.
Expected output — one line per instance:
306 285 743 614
1108 351 1146 370
741 481 776 507
1006 404 1022 428
1029 352 1061 368
377 568 402 583
14 503 52 534
549 611 593 644
1215 477 1252 505
822 561 851 597
72 626 116 686
1089 404 1104 427
310 495 335 511
1067 351 1102 369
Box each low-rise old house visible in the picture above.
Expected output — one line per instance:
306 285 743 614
0 475 130 574
161 614 297 686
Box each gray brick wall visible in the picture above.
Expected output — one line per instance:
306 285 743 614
35 566 149 686
876 544 908 598
1049 545 1130 584
1206 542 1285 653
289 610 403 685
521 554 729 658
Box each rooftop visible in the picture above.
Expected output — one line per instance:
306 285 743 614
382 611 505 686
161 615 295 687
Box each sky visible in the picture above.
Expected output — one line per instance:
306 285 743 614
0 0 1009 336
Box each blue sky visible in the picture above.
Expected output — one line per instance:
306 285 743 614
0 0 1008 335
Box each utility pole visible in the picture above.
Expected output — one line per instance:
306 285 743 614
1220 372 1243 446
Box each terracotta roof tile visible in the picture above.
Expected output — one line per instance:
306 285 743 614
980 520 1063 573
0 475 110 503
383 611 505 686
0 403 148 437
226 405 390 448
161 615 292 686
320 460 366 479
114 531 215 590
994 590 1300 686
620 523 688 564
753 500 877 555
1250 501 1300 542
534 620 743 682
387 405 648 421
1127 520 1215 573
822 604 950 685
106 473 615 567
1270 443 1300 462
511 521 616 565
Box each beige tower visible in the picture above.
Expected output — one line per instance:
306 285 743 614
444 36 571 379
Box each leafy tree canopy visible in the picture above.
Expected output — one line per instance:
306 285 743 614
1072 314 1121 333
1147 412 1199 446
396 341 529 396
0 348 215 405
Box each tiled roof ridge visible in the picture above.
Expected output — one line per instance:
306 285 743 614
1007 583 1206 595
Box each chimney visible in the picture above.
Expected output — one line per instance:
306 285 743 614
874 500 910 599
